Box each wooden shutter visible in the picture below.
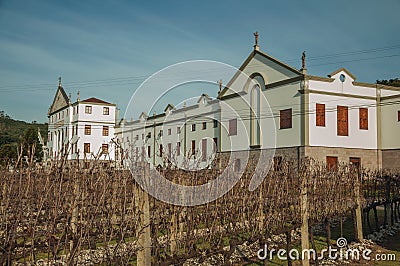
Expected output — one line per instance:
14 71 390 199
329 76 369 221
316 103 325 127
326 156 338 171
229 119 237 136
280 109 292 129
398 110 400 122
191 140 196 155
337 106 348 136
359 108 368 130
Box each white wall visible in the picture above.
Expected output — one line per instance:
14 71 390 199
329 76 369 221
308 78 378 149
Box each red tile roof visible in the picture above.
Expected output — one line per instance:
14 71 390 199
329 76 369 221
81 97 111 104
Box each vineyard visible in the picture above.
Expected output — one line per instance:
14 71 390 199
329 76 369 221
1 157 400 265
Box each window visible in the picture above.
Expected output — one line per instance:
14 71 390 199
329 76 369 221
76 106 79 114
359 108 368 130
84 143 91 153
167 143 172 158
102 144 108 154
102 126 109 136
202 122 207 130
84 125 91 135
337 106 348 136
103 107 109 115
191 140 196 155
168 128 171 135
147 146 151 157
201 139 207 161
280 109 292 129
350 157 361 172
316 103 325 127
85 106 92 114
213 119 218 128
326 156 338 171
229 118 237 136
177 127 181 134
142 133 144 140
159 130 163 137
398 111 400 122
176 142 181 156
191 124 196 131
213 137 218 152
75 125 78 135
159 144 163 157
135 135 139 140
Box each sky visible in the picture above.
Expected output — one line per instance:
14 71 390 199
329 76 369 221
0 0 399 123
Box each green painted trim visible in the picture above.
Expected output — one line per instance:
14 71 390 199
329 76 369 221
306 75 334 82
299 89 376 100
265 76 303 90
381 94 400 101
353 82 400 91
219 49 302 97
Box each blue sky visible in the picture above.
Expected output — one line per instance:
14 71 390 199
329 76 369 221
0 0 399 123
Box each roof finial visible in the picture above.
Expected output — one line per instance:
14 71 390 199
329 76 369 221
58 77 62 88
301 51 307 74
218 79 222 93
253 31 259 51
77 90 80 101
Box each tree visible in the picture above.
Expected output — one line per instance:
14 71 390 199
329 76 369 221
22 127 43 162
376 78 400 87
0 143 17 165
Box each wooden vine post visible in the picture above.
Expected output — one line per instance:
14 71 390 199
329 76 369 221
354 170 364 241
137 162 152 266
300 171 310 266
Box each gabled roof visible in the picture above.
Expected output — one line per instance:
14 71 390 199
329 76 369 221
81 97 112 105
164 104 175 112
197 93 212 104
328 68 357 81
220 49 302 97
49 84 70 115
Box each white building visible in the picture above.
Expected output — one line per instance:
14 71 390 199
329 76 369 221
115 38 400 170
47 79 117 162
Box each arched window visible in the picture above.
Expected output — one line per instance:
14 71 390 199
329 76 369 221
250 85 261 147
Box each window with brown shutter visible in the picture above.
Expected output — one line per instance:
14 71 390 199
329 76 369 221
359 108 368 130
84 143 91 153
337 106 348 136
326 156 338 171
102 126 109 136
229 119 237 136
102 144 108 154
84 125 91 135
398 110 400 122
280 109 292 129
191 140 196 155
316 103 325 127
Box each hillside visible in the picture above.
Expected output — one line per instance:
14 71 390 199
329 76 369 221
0 111 47 163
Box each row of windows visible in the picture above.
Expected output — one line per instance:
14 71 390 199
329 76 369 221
83 143 109 154
50 106 110 123
279 105 376 135
83 125 109 136
136 138 219 161
50 109 69 123
84 106 110 115
191 120 219 131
